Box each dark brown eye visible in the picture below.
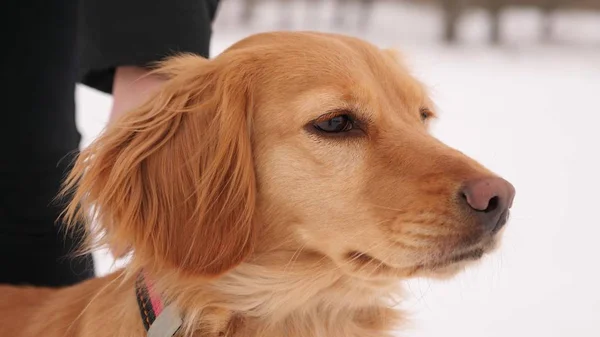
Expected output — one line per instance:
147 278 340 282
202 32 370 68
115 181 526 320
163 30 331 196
314 115 354 133
420 108 431 122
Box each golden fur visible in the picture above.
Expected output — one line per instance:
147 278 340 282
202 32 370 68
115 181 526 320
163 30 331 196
0 32 514 337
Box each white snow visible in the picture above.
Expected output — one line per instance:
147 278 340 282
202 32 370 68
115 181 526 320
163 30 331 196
77 1 600 336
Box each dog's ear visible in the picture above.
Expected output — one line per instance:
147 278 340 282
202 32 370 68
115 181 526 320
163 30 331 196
62 53 257 277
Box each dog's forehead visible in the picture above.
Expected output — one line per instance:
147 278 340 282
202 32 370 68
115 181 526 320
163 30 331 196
240 33 416 82
227 31 373 53
227 32 387 72
225 32 430 121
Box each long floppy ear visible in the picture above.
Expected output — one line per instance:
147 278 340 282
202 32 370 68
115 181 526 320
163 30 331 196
62 53 256 277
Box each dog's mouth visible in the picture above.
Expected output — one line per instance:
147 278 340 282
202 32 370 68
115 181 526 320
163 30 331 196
420 248 485 270
408 239 499 277
345 251 391 270
342 250 396 280
342 243 493 280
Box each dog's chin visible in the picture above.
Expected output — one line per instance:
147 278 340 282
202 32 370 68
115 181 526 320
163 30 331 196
410 238 501 279
335 251 481 284
335 236 501 283
410 248 487 280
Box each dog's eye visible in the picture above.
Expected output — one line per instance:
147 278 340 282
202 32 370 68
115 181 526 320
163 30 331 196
314 114 354 133
420 108 432 122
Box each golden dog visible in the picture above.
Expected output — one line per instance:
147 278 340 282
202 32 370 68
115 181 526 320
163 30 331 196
0 32 515 337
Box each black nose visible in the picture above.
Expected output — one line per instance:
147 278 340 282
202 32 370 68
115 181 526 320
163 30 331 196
460 177 516 233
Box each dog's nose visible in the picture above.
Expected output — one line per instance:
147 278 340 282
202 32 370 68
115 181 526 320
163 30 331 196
460 177 515 233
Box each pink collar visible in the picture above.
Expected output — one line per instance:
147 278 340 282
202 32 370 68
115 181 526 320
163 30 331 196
135 272 183 337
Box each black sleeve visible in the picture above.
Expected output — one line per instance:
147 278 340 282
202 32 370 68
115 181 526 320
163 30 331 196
77 0 220 94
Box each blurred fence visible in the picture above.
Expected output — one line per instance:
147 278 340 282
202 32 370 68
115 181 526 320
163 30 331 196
224 0 600 44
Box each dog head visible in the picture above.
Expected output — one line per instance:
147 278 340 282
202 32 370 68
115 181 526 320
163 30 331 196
63 32 515 283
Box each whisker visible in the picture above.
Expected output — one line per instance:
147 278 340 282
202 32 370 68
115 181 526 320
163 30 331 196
308 219 392 271
283 242 309 272
339 231 391 269
364 250 393 277
346 240 394 274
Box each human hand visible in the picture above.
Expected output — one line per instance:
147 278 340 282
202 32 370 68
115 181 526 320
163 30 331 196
109 66 167 123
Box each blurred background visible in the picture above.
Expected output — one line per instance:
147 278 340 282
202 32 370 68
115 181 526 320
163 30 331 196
79 1 600 336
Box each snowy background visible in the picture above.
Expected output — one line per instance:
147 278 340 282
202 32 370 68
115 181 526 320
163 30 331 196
78 1 600 336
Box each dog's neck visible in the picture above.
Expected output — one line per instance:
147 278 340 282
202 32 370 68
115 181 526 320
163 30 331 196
139 249 404 337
